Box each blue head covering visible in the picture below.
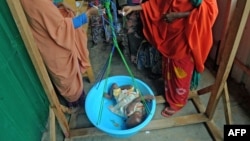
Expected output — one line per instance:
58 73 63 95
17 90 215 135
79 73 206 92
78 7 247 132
191 0 202 7
53 0 63 4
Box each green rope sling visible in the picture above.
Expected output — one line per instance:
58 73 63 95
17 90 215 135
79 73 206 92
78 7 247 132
96 0 151 125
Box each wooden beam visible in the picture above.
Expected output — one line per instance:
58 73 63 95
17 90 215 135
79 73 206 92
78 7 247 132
206 0 250 119
49 107 56 141
216 0 233 65
155 95 165 104
191 93 223 140
144 113 208 130
197 85 213 95
67 113 209 139
6 0 70 137
205 120 224 141
222 82 233 124
234 57 250 76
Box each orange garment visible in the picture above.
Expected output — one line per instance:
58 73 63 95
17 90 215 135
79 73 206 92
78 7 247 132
140 0 218 113
140 0 218 72
21 0 90 102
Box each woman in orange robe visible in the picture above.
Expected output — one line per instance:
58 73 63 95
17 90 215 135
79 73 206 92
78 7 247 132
20 0 98 108
122 0 218 117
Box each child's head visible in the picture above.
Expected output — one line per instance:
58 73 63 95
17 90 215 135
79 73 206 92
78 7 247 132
125 111 144 128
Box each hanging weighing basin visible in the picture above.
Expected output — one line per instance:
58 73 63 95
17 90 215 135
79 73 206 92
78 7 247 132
85 75 156 138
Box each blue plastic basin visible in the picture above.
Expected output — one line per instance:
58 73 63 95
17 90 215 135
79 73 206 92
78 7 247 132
85 75 156 138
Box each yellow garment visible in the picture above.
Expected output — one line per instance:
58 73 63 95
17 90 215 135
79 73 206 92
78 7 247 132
20 0 90 102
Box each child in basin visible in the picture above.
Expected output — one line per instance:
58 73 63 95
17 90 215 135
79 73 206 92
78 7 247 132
105 83 154 128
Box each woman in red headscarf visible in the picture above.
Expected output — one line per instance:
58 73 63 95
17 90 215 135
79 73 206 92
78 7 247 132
122 0 218 117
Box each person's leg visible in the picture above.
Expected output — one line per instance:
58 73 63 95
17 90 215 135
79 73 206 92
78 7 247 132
67 90 86 113
127 33 143 63
161 56 194 117
148 46 162 79
126 11 143 64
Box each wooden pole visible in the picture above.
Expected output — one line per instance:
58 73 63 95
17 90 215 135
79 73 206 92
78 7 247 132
216 0 233 65
49 107 56 141
222 82 233 124
205 0 250 119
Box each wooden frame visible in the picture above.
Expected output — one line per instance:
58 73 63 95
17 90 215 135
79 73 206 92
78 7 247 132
6 0 93 139
6 0 250 141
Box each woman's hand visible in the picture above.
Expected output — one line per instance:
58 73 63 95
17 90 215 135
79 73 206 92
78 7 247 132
122 6 134 16
163 11 190 23
122 5 142 16
86 7 99 17
163 12 178 23
57 2 76 15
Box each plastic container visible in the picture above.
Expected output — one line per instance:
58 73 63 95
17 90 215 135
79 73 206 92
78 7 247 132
85 75 156 138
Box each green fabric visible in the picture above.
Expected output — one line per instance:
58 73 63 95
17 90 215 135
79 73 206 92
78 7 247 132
0 1 49 141
190 0 202 7
189 0 204 89
190 70 201 90
53 0 63 3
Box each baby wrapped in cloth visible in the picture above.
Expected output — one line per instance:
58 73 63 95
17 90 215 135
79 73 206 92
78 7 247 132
106 83 154 128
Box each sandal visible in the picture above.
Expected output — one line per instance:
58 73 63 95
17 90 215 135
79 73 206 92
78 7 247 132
161 107 176 117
